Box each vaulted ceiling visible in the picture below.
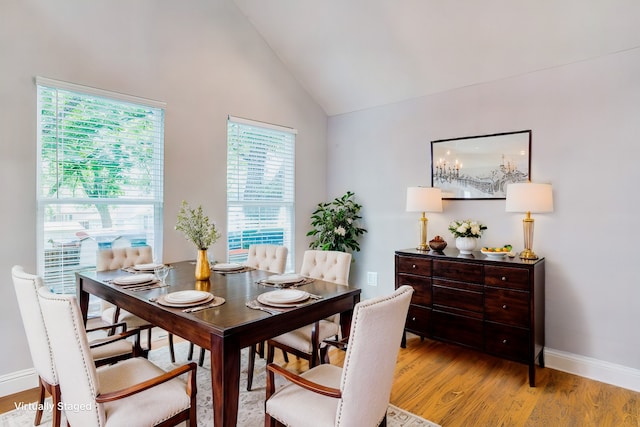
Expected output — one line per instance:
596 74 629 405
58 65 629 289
234 0 640 116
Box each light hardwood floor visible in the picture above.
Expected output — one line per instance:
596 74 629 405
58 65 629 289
2 334 639 426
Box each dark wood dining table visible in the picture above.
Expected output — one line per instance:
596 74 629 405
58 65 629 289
76 260 361 427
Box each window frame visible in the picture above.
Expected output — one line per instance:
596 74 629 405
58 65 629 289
226 115 296 271
36 77 165 294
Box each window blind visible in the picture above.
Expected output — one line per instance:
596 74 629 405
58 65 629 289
227 117 295 270
36 78 164 295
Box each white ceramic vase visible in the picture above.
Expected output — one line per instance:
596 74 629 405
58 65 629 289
455 237 477 254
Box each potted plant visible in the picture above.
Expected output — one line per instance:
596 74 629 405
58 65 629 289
175 201 221 279
307 191 367 253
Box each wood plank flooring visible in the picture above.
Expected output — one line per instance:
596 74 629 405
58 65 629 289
2 334 638 426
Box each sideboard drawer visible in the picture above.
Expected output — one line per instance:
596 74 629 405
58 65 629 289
405 304 431 336
432 310 483 350
485 266 530 291
433 279 483 315
485 322 529 362
397 274 432 306
397 256 432 276
433 260 483 282
485 288 530 327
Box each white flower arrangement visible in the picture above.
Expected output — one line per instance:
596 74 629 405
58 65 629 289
448 219 487 239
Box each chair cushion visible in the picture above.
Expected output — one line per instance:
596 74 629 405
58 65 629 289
270 320 339 353
98 358 191 427
89 338 134 363
266 364 342 427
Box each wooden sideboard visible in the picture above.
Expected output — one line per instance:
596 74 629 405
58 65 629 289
395 248 545 386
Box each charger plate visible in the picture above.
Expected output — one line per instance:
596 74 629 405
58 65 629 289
257 289 309 307
112 273 156 286
212 263 245 271
157 293 215 307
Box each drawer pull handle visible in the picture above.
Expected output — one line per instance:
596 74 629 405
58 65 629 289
411 317 416 322
412 264 417 269
502 304 508 310
502 339 508 344
501 276 507 281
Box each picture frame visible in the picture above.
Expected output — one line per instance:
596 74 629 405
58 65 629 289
431 130 531 200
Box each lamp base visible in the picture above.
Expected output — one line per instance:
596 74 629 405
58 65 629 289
519 248 538 260
416 243 429 252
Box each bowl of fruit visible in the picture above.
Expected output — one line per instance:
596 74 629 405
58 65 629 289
428 236 447 252
481 245 513 259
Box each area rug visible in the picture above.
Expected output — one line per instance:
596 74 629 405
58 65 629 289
1 342 439 426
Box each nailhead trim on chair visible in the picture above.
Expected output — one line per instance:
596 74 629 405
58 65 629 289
335 286 413 426
45 292 102 426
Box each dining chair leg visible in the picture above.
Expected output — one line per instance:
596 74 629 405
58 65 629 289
198 347 206 367
187 342 194 361
168 333 176 363
378 413 387 427
34 377 46 425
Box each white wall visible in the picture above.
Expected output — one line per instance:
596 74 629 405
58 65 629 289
0 0 327 386
328 48 640 385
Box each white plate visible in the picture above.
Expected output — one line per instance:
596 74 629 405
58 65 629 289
112 273 156 285
258 289 309 307
157 293 215 307
481 250 507 259
165 290 211 304
264 273 304 284
212 263 244 271
133 263 165 271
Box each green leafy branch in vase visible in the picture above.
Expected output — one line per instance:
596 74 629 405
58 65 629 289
175 201 221 250
307 191 367 253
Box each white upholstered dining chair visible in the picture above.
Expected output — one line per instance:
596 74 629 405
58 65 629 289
11 265 144 427
243 244 289 390
264 285 413 427
96 246 155 354
244 244 288 273
265 250 352 370
37 286 198 427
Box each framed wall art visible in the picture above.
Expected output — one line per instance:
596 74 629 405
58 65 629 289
431 130 531 200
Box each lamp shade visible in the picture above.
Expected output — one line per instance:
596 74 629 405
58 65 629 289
505 182 554 213
406 187 443 212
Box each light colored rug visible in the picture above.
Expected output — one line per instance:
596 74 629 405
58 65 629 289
1 342 439 426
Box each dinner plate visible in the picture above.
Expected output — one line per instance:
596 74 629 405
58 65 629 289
212 263 245 271
133 263 165 271
165 290 211 304
112 273 156 285
257 289 309 307
480 250 507 259
156 293 215 308
264 273 304 285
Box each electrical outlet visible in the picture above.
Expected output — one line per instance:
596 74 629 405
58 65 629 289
367 272 378 286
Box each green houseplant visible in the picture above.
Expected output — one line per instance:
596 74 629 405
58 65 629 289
175 201 221 279
307 191 367 253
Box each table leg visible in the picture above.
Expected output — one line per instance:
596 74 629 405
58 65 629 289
76 276 89 325
210 335 241 427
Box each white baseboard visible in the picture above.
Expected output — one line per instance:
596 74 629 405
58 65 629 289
545 348 640 392
0 368 38 398
2 347 638 398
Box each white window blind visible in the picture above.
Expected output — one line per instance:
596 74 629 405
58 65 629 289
227 117 295 271
36 78 164 294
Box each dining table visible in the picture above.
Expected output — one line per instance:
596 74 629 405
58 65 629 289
76 260 361 427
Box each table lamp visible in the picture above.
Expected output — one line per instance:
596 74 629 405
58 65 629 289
406 187 443 251
505 182 554 260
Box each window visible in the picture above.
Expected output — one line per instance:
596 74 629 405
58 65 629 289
227 116 296 271
36 77 165 294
